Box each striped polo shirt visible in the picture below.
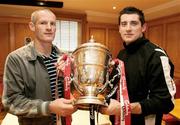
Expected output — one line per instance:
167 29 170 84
42 47 64 124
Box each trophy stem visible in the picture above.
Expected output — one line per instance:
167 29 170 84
74 96 107 110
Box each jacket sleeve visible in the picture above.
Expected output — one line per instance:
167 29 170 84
2 54 51 117
140 51 176 115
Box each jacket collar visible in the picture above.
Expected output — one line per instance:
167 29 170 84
26 42 60 61
123 36 148 53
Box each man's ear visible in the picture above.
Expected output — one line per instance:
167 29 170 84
142 23 147 33
29 22 35 31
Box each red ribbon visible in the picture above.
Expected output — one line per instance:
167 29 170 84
63 54 72 125
115 59 131 125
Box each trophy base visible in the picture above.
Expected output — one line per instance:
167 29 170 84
73 96 108 110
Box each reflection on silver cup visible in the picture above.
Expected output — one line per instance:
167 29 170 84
71 38 112 109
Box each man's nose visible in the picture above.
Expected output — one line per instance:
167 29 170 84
126 24 131 30
46 23 52 30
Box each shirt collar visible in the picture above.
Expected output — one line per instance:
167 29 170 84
123 36 148 53
26 42 60 61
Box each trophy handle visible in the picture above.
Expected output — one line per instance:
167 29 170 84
105 59 121 103
97 72 110 93
96 58 114 94
97 59 120 95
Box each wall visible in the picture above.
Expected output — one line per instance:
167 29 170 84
0 17 34 77
86 22 123 59
86 12 180 79
0 11 180 91
0 12 87 82
146 13 180 79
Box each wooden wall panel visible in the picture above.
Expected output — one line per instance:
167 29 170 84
0 13 86 82
0 13 180 79
0 18 33 81
14 23 34 49
0 22 10 76
147 13 180 79
86 23 122 58
108 29 123 58
166 21 180 78
88 28 106 45
147 24 164 47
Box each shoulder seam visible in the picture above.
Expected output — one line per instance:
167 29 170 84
154 48 167 56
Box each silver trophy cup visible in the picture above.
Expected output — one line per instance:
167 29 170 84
71 38 113 109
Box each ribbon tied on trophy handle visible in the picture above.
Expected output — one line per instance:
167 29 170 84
63 54 85 96
104 59 121 104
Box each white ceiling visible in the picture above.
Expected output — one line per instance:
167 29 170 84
0 0 180 23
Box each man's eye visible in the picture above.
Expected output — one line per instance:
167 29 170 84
51 22 56 26
131 22 138 26
121 22 127 26
40 22 46 25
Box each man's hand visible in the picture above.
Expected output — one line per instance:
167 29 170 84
100 99 121 116
130 102 142 114
49 98 77 116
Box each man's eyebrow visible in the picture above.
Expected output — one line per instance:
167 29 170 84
120 21 127 23
131 20 139 22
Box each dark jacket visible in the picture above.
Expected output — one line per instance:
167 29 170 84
111 37 176 125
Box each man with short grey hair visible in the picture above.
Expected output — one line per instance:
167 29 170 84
2 9 77 125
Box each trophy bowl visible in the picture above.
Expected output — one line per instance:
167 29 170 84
71 39 112 109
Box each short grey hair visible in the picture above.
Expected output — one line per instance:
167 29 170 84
31 9 55 24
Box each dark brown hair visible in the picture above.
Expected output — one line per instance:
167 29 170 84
118 6 145 26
